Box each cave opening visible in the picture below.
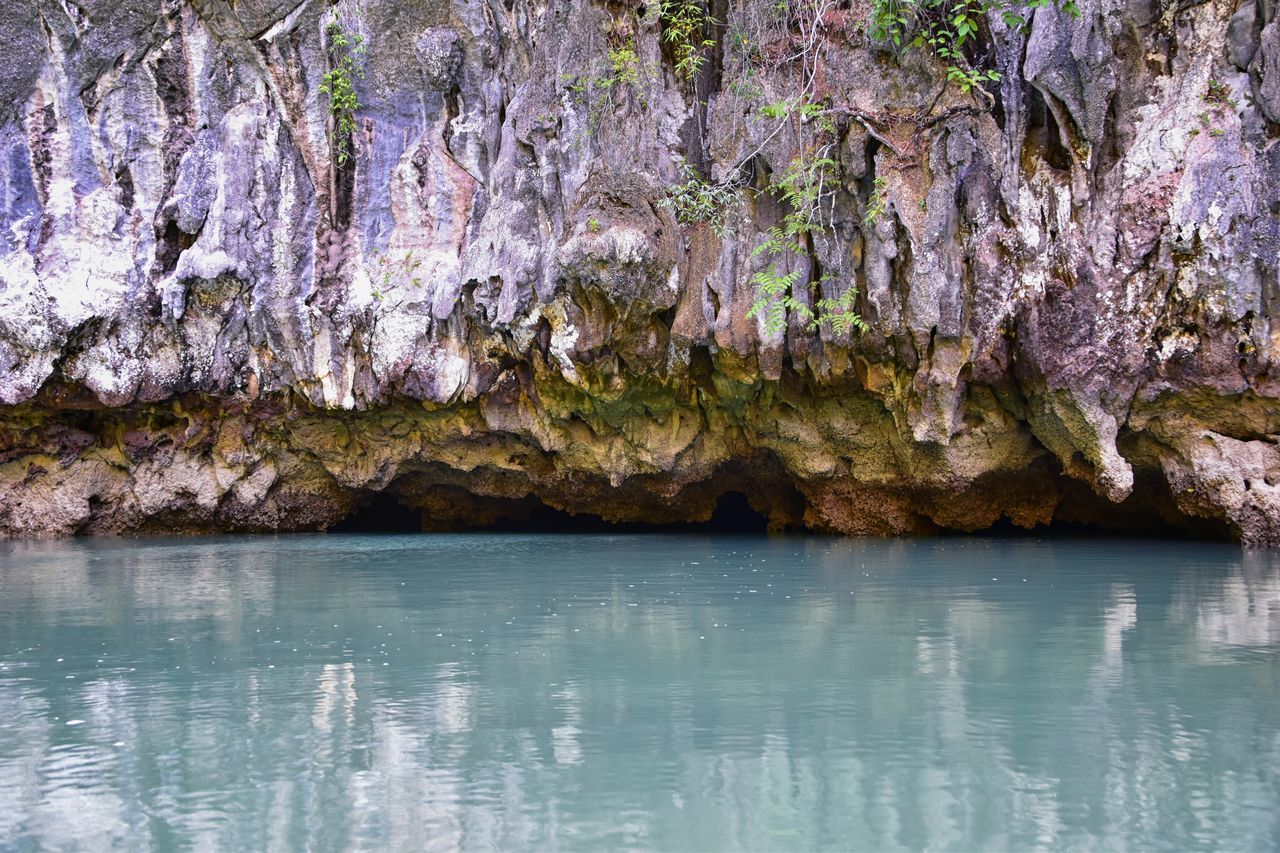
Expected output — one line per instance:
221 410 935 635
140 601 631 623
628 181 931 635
967 516 1230 541
330 491 422 533
487 490 772 534
958 469 1236 542
327 473 1234 540
705 491 773 532
330 489 774 534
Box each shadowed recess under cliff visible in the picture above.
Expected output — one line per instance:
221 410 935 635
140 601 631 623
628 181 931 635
331 476 1245 540
0 386 1255 540
333 490 776 533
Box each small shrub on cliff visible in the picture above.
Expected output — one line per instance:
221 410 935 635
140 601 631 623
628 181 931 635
370 248 424 300
658 0 717 83
869 0 1081 94
864 176 888 226
321 18 366 167
607 43 644 87
662 159 739 235
747 152 868 336
563 38 655 130
660 0 1089 338
1204 79 1240 111
660 0 877 338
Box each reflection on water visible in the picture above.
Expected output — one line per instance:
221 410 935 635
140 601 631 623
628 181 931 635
0 536 1277 851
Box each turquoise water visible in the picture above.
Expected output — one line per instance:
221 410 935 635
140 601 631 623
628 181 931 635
0 535 1276 851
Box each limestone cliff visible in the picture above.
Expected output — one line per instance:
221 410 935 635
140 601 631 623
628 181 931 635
1 0 1278 541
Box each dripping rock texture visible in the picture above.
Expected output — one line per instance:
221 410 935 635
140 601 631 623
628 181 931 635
1 0 1278 540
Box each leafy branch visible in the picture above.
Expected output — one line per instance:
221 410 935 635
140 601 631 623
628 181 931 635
662 158 741 235
870 0 1081 95
320 18 366 167
659 0 1088 339
747 151 867 336
864 176 888 226
562 39 654 131
663 0 865 338
658 0 718 83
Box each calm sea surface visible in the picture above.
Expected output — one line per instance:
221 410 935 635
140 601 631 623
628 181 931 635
0 535 1276 851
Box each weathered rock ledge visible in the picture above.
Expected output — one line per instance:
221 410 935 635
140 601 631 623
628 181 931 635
1 0 1278 541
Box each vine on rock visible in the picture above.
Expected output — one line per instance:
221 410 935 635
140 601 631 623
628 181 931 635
321 17 366 167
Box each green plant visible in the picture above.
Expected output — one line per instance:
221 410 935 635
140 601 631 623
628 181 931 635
662 159 740 235
729 69 765 102
320 19 366 167
607 44 643 87
1204 79 1240 111
759 99 791 119
664 0 866 337
677 0 1085 338
658 0 717 83
747 152 867 336
587 217 603 233
563 38 655 130
370 248 424 301
726 26 753 59
865 176 889 226
870 0 1080 95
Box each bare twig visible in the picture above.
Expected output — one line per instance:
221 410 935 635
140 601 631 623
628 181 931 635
821 106 907 158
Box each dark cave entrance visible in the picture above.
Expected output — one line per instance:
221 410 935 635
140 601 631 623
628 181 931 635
330 491 423 533
963 515 1232 541
486 490 771 534
947 468 1236 542
329 489 774 534
704 491 773 532
326 467 1236 541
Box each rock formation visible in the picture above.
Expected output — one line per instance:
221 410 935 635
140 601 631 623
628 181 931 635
1 0 1278 541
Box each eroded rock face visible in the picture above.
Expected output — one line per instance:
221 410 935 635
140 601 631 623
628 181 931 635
0 0 1277 542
